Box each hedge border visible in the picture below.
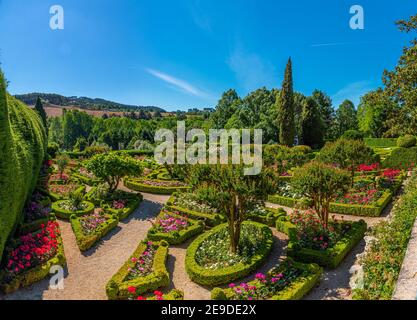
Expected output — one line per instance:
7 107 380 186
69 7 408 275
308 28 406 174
70 212 119 251
51 200 95 220
185 221 274 286
246 207 287 227
106 240 170 300
277 219 367 268
124 178 190 195
269 191 393 217
0 223 66 294
165 193 226 227
147 211 205 245
211 259 322 300
71 172 101 186
47 185 86 202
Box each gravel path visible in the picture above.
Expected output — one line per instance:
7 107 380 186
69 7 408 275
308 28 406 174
0 185 403 300
0 193 167 300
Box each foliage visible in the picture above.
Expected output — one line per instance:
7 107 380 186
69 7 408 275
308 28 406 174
85 153 142 192
0 69 47 263
34 97 47 130
188 164 275 253
396 134 416 148
318 138 376 184
291 161 351 226
277 58 295 146
298 97 325 148
353 172 417 299
342 130 364 140
312 89 334 140
332 100 358 138
185 221 273 286
382 146 417 169
56 154 70 179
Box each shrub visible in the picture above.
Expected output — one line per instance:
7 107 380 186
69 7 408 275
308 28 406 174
382 146 417 170
185 221 273 286
47 142 59 158
52 200 95 219
292 161 351 226
85 153 143 192
364 138 397 148
342 130 365 140
352 172 417 300
124 178 190 195
397 134 416 148
0 70 47 263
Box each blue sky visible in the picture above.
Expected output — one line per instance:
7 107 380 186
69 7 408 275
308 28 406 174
0 0 415 111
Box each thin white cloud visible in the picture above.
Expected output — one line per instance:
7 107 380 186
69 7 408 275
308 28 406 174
189 0 212 33
228 45 276 92
310 41 379 48
331 81 374 107
146 68 205 97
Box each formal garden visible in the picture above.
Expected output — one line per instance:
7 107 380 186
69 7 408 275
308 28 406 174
1 13 417 301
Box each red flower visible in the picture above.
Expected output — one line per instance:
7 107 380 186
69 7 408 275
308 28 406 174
127 286 137 294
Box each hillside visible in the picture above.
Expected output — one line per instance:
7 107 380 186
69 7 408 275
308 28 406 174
15 93 166 113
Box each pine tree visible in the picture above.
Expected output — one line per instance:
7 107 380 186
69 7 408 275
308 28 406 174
277 58 294 146
35 96 47 129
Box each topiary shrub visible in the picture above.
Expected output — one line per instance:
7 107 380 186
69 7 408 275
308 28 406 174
0 70 47 263
397 134 416 148
342 130 365 140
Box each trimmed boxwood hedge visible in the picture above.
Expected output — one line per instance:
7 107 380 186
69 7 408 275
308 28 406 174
0 74 47 263
211 259 322 300
246 207 287 227
71 172 100 186
165 193 226 227
106 240 170 300
147 211 205 245
47 185 86 202
277 218 367 268
124 178 189 195
185 221 274 286
70 212 119 251
52 200 95 219
269 190 395 217
0 223 66 294
364 138 397 148
382 146 417 169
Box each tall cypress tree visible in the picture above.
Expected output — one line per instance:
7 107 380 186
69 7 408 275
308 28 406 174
277 58 294 146
35 96 47 130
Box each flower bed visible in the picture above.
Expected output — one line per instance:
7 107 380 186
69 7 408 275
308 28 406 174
276 217 367 268
71 167 100 186
211 259 322 300
185 221 274 286
133 289 184 301
70 209 119 251
23 190 52 224
51 200 95 219
165 193 225 227
47 184 85 201
0 220 66 294
106 240 170 300
124 178 189 195
147 210 204 245
85 187 144 220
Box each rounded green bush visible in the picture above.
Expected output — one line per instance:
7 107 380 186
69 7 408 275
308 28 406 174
397 135 416 148
52 200 95 219
185 221 273 286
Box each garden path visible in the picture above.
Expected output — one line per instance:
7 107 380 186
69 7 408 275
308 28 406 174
0 193 168 300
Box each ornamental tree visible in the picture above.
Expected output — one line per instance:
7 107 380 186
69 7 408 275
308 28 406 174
318 138 376 186
188 164 275 254
56 154 70 179
34 96 47 130
85 153 142 193
292 161 350 227
277 58 295 146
